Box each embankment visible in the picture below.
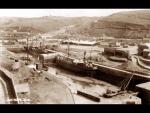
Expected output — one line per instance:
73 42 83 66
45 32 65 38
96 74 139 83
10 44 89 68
0 67 18 104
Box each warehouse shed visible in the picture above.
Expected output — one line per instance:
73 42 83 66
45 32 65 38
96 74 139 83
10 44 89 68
38 53 60 64
138 43 150 56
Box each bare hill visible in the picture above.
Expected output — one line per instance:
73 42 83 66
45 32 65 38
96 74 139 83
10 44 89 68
0 16 99 33
71 10 150 39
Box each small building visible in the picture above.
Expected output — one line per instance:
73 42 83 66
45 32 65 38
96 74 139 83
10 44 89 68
17 39 26 45
104 47 117 56
104 46 138 59
100 34 115 42
38 53 59 65
135 82 150 104
138 43 150 56
148 53 150 59
12 60 20 71
99 41 109 47
2 40 15 45
143 49 150 58
61 40 97 46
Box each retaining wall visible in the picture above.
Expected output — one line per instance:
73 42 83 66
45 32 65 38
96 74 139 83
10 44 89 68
0 67 18 104
94 63 150 89
139 56 150 66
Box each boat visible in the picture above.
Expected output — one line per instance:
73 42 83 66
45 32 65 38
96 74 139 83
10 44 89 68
55 54 97 75
103 72 135 98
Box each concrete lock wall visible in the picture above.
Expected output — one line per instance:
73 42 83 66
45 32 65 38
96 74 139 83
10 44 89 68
55 55 150 104
0 68 18 104
0 70 17 104
93 64 150 89
56 56 149 89
136 88 150 104
55 55 150 89
135 83 150 104
0 78 9 104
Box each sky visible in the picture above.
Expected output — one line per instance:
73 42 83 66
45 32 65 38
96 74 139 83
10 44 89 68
0 9 148 18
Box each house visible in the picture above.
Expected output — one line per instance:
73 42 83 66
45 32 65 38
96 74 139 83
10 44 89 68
109 42 121 47
104 46 138 58
61 40 97 46
38 53 60 66
142 49 150 59
17 39 27 45
12 60 20 71
138 43 150 56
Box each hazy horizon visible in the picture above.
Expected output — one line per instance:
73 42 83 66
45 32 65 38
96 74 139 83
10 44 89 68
0 9 148 18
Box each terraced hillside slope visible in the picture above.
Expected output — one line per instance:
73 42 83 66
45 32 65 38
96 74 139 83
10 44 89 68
0 16 99 40
69 10 150 39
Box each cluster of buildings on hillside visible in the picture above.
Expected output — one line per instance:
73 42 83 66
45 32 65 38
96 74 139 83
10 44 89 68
103 42 150 60
61 40 97 46
1 31 150 61
104 45 138 59
138 43 150 59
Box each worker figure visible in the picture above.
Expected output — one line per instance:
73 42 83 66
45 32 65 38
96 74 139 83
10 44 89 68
12 59 20 71
83 51 86 62
36 63 38 70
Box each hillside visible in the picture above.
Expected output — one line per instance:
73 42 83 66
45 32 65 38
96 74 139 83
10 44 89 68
2 10 150 39
0 16 99 33
0 16 99 40
70 10 150 39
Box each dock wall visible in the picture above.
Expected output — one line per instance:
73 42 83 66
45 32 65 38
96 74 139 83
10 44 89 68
56 57 150 90
94 63 150 89
0 67 18 104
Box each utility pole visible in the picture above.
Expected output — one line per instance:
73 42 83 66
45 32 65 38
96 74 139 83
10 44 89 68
26 37 29 64
43 37 44 47
83 51 86 62
89 46 92 61
40 42 42 49
26 32 30 64
36 37 38 47
67 41 70 57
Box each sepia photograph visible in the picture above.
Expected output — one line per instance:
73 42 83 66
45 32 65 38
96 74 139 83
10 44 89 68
0 9 150 104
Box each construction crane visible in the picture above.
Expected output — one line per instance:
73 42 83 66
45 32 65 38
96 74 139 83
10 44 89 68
104 71 135 98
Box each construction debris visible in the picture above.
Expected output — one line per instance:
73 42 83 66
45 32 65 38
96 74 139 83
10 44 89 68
77 90 100 102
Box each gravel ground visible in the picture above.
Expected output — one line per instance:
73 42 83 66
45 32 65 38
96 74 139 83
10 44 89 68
0 47 141 104
12 66 74 104
47 66 140 104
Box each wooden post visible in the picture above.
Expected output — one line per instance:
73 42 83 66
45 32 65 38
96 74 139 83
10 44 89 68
26 37 29 64
67 41 70 57
83 51 86 62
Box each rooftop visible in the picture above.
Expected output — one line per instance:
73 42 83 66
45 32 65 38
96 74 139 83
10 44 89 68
139 43 150 48
136 82 150 91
